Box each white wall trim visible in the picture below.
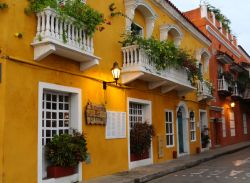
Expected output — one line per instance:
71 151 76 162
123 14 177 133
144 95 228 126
206 25 241 58
199 109 210 151
38 82 82 183
151 0 211 46
176 101 190 157
127 97 153 169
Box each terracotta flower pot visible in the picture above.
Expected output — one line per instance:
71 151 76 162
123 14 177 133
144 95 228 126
47 166 76 178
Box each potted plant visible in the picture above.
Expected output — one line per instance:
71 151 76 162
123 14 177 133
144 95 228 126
45 131 88 178
130 122 155 161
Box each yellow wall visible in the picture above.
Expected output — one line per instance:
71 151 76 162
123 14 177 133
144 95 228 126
0 0 211 182
0 58 6 183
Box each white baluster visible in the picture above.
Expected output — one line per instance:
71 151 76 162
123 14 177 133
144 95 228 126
71 25 75 46
41 12 46 37
36 13 41 38
44 10 51 37
134 47 138 65
82 31 86 51
130 48 134 64
127 49 131 66
55 16 59 39
79 29 83 49
67 22 72 45
87 35 91 52
74 28 78 48
50 13 55 38
90 37 94 53
122 50 126 67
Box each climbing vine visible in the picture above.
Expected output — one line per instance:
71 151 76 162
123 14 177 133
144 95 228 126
25 0 108 36
120 33 202 86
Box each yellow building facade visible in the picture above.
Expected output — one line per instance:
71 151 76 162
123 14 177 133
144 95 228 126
0 0 213 182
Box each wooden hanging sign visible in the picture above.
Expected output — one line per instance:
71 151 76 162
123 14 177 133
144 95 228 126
85 102 107 125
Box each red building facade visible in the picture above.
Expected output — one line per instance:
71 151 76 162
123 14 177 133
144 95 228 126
185 4 250 148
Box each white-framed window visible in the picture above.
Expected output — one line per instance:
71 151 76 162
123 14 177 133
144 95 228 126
243 113 248 135
129 102 144 128
165 110 174 147
222 109 226 137
131 22 144 37
42 91 70 146
38 82 82 183
106 111 126 139
190 112 196 142
229 111 236 137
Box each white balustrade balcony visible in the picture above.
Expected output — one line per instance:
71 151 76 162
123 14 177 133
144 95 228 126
121 45 195 95
31 8 100 71
231 83 243 98
197 80 213 101
217 76 230 95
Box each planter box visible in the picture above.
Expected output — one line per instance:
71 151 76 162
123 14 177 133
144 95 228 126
47 166 76 178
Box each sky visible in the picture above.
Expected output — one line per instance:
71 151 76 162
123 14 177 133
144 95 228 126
170 0 250 54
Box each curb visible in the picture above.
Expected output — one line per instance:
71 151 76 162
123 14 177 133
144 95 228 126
134 144 250 183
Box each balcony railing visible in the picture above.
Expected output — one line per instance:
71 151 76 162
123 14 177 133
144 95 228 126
231 83 243 98
121 45 195 94
217 76 229 94
31 8 100 71
197 80 213 101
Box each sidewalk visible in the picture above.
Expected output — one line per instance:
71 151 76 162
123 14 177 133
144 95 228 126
84 141 250 183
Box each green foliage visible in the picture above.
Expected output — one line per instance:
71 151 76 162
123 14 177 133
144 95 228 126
120 33 201 86
235 72 250 93
207 4 231 33
25 0 105 36
0 2 8 10
204 80 214 95
130 122 155 156
45 131 88 167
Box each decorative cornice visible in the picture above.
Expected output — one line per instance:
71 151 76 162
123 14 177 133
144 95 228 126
206 25 241 58
151 0 211 46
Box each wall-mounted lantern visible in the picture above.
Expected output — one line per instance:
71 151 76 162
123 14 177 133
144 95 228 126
230 101 235 108
190 111 194 120
103 61 121 90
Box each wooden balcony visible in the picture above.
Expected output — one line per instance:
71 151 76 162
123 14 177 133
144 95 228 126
121 45 195 95
197 80 213 101
31 8 100 71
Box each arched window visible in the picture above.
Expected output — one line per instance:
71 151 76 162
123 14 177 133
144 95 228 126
160 24 183 47
125 0 157 38
196 48 211 75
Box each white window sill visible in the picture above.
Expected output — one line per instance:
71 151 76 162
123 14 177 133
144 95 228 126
43 173 79 183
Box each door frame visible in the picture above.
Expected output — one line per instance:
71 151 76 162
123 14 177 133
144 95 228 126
176 101 190 157
127 97 153 169
38 82 82 183
199 109 210 152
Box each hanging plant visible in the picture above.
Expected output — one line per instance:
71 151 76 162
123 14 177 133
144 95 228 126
120 33 201 86
25 0 108 36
